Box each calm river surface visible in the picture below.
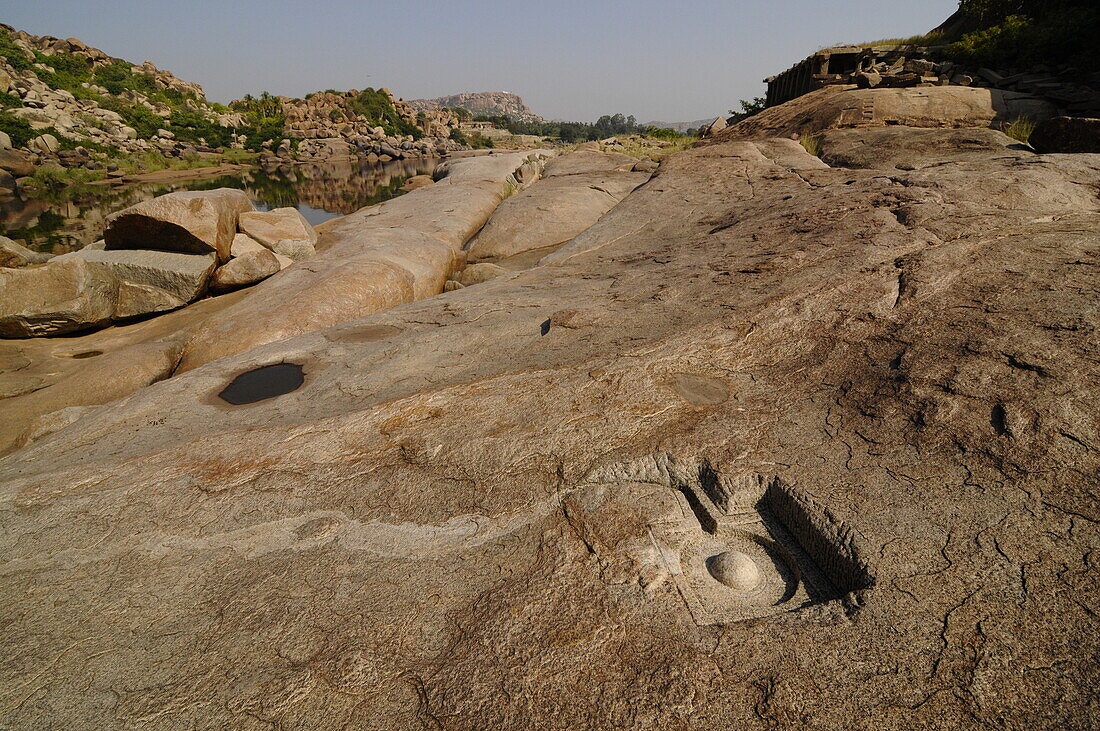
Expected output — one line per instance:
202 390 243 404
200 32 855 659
0 157 439 254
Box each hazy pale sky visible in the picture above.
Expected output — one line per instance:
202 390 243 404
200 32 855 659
4 0 957 122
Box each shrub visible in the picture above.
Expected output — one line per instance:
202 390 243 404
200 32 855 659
0 114 37 147
467 132 494 149
733 96 767 117
449 128 469 145
0 29 32 71
644 126 685 141
346 88 422 139
945 0 1099 69
0 91 23 109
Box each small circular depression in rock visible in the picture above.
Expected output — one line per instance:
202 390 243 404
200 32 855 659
59 350 104 359
324 324 403 343
218 363 305 405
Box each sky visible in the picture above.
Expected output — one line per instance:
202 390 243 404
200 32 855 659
3 0 958 123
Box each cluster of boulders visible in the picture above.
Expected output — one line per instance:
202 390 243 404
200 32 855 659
281 88 459 140
265 133 460 167
256 88 464 166
0 188 316 337
0 25 236 161
598 134 678 152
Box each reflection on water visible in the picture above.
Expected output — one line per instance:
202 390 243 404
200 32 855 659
0 157 439 255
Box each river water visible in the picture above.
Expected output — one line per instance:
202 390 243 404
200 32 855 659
0 157 439 255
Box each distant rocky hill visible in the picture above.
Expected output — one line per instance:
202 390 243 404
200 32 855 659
0 24 242 157
408 91 542 121
0 23 467 184
644 118 716 133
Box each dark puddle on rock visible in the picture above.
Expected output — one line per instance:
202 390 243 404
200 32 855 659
57 350 103 359
219 363 305 405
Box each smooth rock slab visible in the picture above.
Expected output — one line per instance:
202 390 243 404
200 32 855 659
466 171 651 262
104 188 253 262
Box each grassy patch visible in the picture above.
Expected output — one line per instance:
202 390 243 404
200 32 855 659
0 113 37 147
29 163 102 187
1002 117 1036 143
799 132 824 157
0 90 23 109
845 32 944 48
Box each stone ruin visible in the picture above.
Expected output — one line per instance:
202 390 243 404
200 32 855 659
765 45 1100 117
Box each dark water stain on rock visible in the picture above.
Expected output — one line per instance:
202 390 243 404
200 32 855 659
670 373 730 406
58 350 103 359
219 363 305 405
324 324 403 343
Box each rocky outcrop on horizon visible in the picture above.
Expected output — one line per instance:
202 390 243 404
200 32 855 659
408 91 542 121
644 118 714 133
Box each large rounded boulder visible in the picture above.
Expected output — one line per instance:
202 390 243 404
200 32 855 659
104 188 254 263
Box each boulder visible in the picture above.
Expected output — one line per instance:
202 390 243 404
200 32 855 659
401 174 434 192
56 248 217 316
210 247 281 293
633 158 659 173
701 116 728 137
0 258 118 337
28 133 60 153
1029 116 1100 154
104 188 254 262
229 232 268 258
0 235 52 268
237 207 318 250
0 148 35 176
466 171 652 262
855 71 882 88
0 130 10 150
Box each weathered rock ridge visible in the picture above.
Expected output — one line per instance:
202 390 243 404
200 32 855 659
0 87 1097 727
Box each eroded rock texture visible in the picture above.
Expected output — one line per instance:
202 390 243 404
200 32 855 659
0 120 1097 728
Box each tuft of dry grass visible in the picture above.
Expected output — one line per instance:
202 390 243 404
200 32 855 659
1002 117 1037 143
799 132 824 158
